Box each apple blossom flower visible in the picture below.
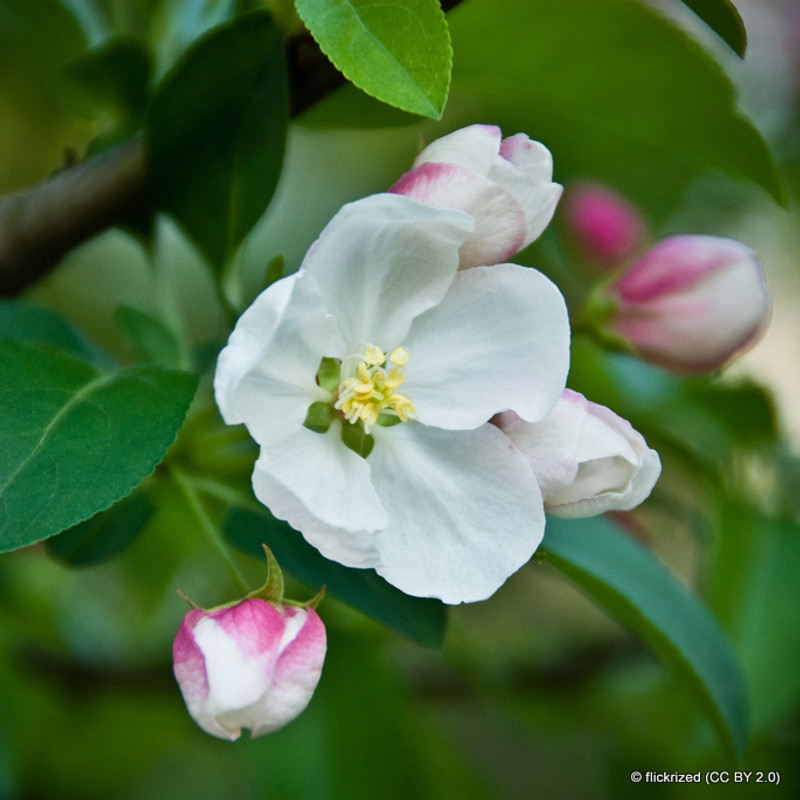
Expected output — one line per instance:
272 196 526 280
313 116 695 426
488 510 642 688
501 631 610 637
390 124 562 269
562 182 647 267
496 390 660 518
173 598 326 740
606 235 770 374
214 192 571 604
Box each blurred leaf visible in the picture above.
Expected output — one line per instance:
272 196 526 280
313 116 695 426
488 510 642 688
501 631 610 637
0 301 99 361
45 489 156 565
679 0 747 57
0 341 198 552
447 0 783 210
294 0 451 119
146 11 289 269
225 506 447 648
59 37 152 141
541 514 749 759
114 304 182 367
710 499 800 734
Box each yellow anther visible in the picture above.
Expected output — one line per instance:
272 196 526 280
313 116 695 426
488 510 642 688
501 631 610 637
389 347 410 367
364 345 385 366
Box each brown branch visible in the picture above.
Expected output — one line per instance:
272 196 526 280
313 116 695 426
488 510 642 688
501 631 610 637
0 135 147 297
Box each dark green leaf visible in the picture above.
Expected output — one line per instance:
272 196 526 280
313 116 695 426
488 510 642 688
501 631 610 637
59 37 152 140
45 490 156 565
0 341 198 552
114 304 182 368
680 0 747 57
0 301 99 362
225 506 447 648
541 515 749 759
146 10 289 269
447 0 783 209
295 0 452 119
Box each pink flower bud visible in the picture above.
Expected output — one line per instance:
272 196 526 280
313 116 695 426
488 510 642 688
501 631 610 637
608 235 770 374
173 598 326 740
496 390 661 518
390 124 562 269
563 183 647 267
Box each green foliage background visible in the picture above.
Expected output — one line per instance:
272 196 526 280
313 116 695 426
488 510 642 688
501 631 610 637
1 0 799 797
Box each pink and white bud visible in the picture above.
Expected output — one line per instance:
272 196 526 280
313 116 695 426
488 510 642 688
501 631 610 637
496 390 661 518
390 124 562 269
607 235 770 374
563 183 647 267
173 598 326 740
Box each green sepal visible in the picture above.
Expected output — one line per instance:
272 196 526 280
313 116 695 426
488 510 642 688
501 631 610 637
246 544 285 605
316 357 341 393
303 401 335 433
376 412 403 427
341 422 375 458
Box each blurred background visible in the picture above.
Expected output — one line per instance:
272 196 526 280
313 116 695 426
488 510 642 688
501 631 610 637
1 0 799 797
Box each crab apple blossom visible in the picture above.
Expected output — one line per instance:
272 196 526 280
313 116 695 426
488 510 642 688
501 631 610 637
563 182 647 267
390 124 562 269
496 390 660 518
173 599 326 740
214 192 571 604
606 235 770 374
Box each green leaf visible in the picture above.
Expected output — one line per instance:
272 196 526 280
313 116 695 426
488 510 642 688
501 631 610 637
0 341 198 553
680 0 747 57
113 304 182 368
0 301 99 362
447 0 783 209
59 37 152 140
225 506 447 648
146 10 289 269
541 515 749 759
45 490 156 565
294 0 452 119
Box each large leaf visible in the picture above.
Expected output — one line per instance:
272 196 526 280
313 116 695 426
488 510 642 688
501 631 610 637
446 0 782 210
295 0 452 119
0 341 198 552
146 11 289 269
680 0 747 57
225 506 447 648
541 515 749 759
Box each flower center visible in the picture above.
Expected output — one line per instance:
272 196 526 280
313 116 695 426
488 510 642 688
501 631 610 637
334 345 415 432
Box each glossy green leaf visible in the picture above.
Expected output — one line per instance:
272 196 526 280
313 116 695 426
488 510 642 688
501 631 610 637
146 11 289 269
0 341 198 552
225 506 447 648
45 490 155 565
680 0 747 57
113 305 182 368
541 515 749 759
294 0 452 119
447 0 783 210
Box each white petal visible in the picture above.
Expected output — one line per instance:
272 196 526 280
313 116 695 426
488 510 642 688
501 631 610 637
301 193 473 352
403 264 570 429
413 124 501 174
214 270 340 444
368 422 545 604
251 418 388 540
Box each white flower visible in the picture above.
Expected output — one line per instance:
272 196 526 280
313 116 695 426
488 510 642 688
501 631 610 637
173 599 326 740
496 390 661 518
390 124 562 269
214 193 571 604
